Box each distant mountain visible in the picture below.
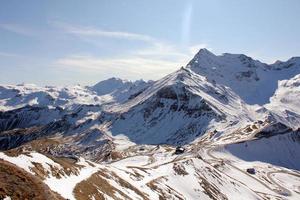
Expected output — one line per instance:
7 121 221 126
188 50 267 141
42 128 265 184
91 77 131 96
0 78 152 112
90 78 153 104
0 84 103 111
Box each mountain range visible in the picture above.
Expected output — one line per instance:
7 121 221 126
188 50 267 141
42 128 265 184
0 49 299 200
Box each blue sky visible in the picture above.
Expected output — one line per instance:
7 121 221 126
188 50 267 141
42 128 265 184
0 0 300 86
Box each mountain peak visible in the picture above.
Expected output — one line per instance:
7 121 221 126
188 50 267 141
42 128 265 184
195 48 216 58
91 77 129 96
185 48 219 75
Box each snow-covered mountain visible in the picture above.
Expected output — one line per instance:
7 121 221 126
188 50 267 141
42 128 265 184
0 49 300 200
187 49 300 105
108 68 257 145
0 79 152 112
90 78 153 104
0 84 103 111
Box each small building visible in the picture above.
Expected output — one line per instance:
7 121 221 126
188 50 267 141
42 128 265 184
246 168 256 174
175 146 185 155
139 147 145 151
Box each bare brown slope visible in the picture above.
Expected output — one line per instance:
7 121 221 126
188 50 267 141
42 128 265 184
74 169 149 200
0 159 64 200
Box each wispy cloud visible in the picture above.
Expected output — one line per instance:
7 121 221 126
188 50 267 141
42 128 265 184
56 55 184 80
51 21 209 80
51 21 209 57
0 23 36 37
55 42 208 80
51 21 155 43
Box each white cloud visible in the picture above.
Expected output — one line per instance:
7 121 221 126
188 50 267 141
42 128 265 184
51 21 209 80
56 54 185 80
51 21 156 43
136 42 188 58
55 42 208 80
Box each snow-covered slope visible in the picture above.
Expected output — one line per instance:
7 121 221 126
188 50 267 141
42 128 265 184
206 127 300 199
226 130 300 170
265 74 300 129
187 49 300 105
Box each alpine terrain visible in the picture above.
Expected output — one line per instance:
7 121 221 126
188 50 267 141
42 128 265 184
0 49 300 200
